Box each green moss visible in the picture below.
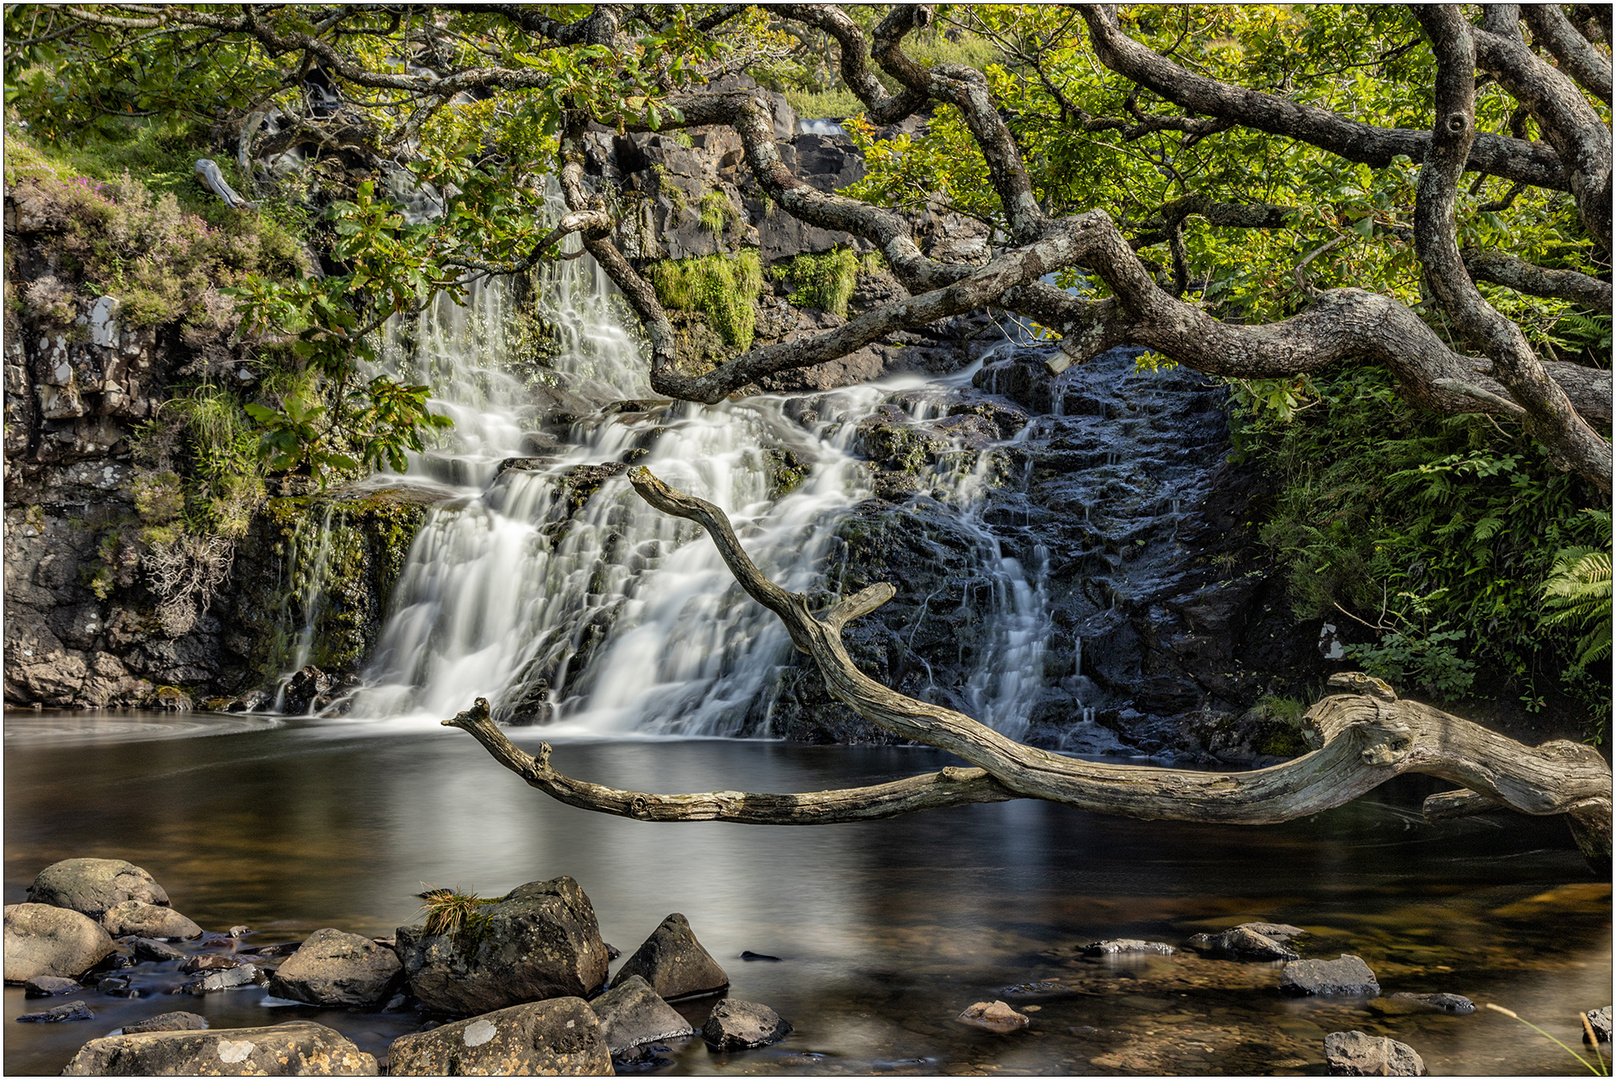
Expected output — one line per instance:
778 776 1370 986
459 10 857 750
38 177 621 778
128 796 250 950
773 247 861 318
760 446 809 498
648 252 763 351
699 190 740 236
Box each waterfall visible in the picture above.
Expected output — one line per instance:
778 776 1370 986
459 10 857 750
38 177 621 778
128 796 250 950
297 222 1060 738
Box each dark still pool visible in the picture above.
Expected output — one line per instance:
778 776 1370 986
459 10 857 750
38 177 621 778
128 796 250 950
5 711 1610 1075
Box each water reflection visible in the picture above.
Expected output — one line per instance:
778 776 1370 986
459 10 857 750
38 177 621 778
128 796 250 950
4 712 1609 1076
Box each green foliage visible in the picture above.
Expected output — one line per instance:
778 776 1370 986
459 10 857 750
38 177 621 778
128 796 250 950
773 247 861 318
698 190 740 236
649 252 763 350
1541 522 1614 673
1237 364 1607 723
416 887 502 939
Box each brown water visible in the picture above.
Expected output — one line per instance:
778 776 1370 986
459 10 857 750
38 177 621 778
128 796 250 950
4 710 1610 1075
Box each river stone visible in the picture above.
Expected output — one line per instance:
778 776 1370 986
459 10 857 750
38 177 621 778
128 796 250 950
1325 1030 1426 1075
1385 991 1475 1013
62 1020 378 1075
22 974 83 996
955 1000 1030 1033
588 974 696 1055
1084 939 1175 956
103 900 203 940
267 928 403 1007
17 1000 95 1022
1588 1006 1613 1043
614 913 729 1000
1281 954 1381 997
1190 926 1298 961
1241 922 1307 942
186 963 261 994
702 999 793 1050
181 954 247 974
387 997 612 1076
395 876 610 1015
121 1011 208 1034
27 858 169 919
131 937 186 962
3 902 116 981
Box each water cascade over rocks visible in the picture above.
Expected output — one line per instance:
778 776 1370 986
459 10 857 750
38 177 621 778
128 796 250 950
289 235 1313 755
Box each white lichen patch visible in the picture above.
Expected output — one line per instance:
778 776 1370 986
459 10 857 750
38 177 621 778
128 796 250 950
463 1019 497 1047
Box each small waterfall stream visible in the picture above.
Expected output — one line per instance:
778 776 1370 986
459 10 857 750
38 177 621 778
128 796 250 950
331 243 1051 737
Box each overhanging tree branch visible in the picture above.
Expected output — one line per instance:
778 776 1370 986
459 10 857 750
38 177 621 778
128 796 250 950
443 470 1612 872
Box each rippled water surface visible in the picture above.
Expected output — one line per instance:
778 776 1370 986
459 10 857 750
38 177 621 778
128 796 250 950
4 711 1610 1075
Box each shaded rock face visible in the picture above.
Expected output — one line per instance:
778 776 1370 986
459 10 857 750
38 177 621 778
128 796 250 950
588 974 696 1056
3 902 117 981
267 928 403 1007
614 913 729 1000
1325 1030 1426 1076
387 998 612 1076
395 877 610 1016
28 858 169 920
61 1020 378 1076
702 999 793 1051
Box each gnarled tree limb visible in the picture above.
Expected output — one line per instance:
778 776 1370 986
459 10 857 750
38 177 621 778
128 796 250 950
445 470 1612 872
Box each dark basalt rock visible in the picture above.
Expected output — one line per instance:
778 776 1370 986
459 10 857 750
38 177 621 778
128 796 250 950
1280 955 1381 997
22 975 83 997
395 877 610 1016
614 913 728 1000
18 1000 95 1022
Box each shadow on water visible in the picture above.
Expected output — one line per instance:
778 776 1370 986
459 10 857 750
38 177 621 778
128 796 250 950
4 711 1610 1075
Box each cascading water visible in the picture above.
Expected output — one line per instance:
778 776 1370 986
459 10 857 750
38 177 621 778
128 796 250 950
322 230 1058 737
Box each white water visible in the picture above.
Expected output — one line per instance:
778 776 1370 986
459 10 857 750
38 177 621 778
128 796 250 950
339 237 1050 738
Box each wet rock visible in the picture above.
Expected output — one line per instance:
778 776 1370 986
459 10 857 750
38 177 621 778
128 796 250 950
130 937 186 962
154 686 193 711
3 902 116 981
120 1011 208 1034
26 857 169 919
23 974 84 996
614 913 729 1001
1384 992 1475 1014
1280 955 1380 997
185 963 261 994
955 1000 1030 1033
997 979 1081 999
280 665 332 715
180 954 248 974
17 1000 95 1022
702 999 793 1050
62 1020 378 1075
740 950 781 961
103 900 203 941
98 974 138 996
1325 1030 1426 1075
267 928 403 1007
388 998 612 1076
1190 925 1299 961
588 974 696 1055
395 876 610 1015
1588 1006 1612 1043
1085 939 1175 956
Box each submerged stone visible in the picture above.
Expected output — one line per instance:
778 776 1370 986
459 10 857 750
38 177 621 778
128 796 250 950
703 999 793 1050
1280 955 1380 997
955 1000 1030 1033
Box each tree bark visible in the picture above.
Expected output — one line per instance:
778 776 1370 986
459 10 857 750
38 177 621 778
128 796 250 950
444 469 1612 872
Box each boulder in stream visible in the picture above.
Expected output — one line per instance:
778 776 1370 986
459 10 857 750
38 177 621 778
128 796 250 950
26 858 168 920
129 937 186 961
22 974 84 997
17 1000 95 1022
395 876 610 1015
62 1020 378 1075
1380 992 1475 1014
702 999 793 1050
588 974 696 1055
1189 925 1299 961
614 913 729 1000
120 1011 208 1034
955 1000 1030 1033
1084 939 1175 956
1587 1006 1612 1043
103 899 203 940
1324 1030 1426 1075
267 927 403 1007
3 902 116 982
387 997 611 1076
1280 954 1381 997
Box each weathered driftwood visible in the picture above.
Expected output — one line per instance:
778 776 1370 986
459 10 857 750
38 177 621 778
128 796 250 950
445 469 1612 871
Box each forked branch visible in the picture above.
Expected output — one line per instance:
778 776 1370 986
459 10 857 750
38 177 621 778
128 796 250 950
446 470 1612 872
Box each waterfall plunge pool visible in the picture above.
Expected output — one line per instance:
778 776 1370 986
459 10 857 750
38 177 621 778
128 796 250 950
4 711 1609 1075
